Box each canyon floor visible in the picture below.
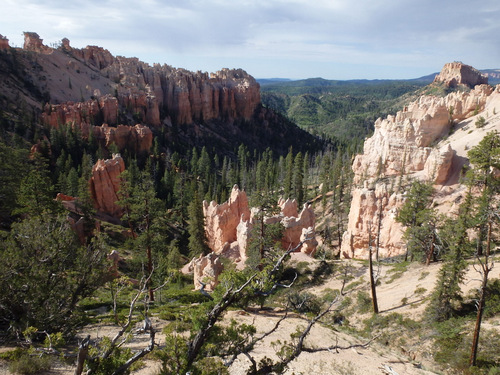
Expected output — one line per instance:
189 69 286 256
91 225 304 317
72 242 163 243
3 253 499 375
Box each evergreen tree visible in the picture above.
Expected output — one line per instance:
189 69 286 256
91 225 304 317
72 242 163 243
118 170 166 301
292 152 304 205
0 141 29 223
427 190 473 322
187 190 210 258
0 214 108 336
396 180 437 262
283 148 294 198
15 153 60 217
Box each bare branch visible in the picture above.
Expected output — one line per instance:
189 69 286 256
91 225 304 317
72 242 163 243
112 324 155 375
225 310 290 367
102 270 153 360
301 335 379 354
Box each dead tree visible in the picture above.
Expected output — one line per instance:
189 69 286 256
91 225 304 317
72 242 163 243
77 271 160 375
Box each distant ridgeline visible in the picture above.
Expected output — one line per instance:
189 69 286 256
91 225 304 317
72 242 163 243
259 67 500 143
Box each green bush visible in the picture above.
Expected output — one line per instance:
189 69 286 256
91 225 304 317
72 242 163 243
356 291 372 313
8 354 53 375
476 116 487 128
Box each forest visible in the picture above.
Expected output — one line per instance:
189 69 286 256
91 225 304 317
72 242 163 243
1 43 500 375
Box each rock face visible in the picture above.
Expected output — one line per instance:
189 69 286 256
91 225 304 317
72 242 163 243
433 62 488 88
203 185 251 254
342 65 499 259
39 37 261 129
0 35 9 50
190 253 224 291
31 36 261 154
42 95 120 129
90 154 125 218
202 186 317 270
41 97 153 154
23 32 50 53
352 84 493 186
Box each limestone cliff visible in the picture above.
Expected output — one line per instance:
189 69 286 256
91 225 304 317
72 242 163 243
37 36 261 129
342 65 500 259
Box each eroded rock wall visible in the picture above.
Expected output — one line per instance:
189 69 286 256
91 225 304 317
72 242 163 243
342 75 499 259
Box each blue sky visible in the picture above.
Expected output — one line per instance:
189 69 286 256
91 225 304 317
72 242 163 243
1 0 499 80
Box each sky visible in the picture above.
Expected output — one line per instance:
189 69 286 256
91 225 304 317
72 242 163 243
1 0 499 80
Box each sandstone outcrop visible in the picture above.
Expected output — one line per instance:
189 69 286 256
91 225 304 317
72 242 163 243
342 65 500 259
90 154 125 218
433 62 488 88
352 84 493 185
42 95 119 129
41 97 153 154
202 186 317 270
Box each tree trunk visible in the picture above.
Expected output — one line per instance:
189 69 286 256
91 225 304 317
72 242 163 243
368 231 379 314
74 335 90 375
470 265 489 367
425 229 435 266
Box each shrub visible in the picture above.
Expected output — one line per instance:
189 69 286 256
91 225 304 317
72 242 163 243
8 354 53 375
476 116 487 128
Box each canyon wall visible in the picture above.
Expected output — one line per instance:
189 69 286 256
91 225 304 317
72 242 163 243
342 65 500 259
36 36 261 131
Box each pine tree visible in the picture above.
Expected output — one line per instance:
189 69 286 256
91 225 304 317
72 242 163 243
283 148 294 198
396 180 437 262
187 190 210 258
15 153 60 217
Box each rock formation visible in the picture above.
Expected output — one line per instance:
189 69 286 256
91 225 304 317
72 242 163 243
23 32 50 53
41 97 153 154
89 154 125 218
189 252 224 291
203 185 251 254
0 35 9 50
352 84 493 186
202 186 317 270
342 64 500 259
433 62 488 88
35 35 261 128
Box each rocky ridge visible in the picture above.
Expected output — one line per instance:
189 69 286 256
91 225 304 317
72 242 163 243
342 64 500 259
0 31 317 155
21 32 261 129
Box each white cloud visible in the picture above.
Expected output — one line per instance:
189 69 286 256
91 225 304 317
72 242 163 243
1 0 499 78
